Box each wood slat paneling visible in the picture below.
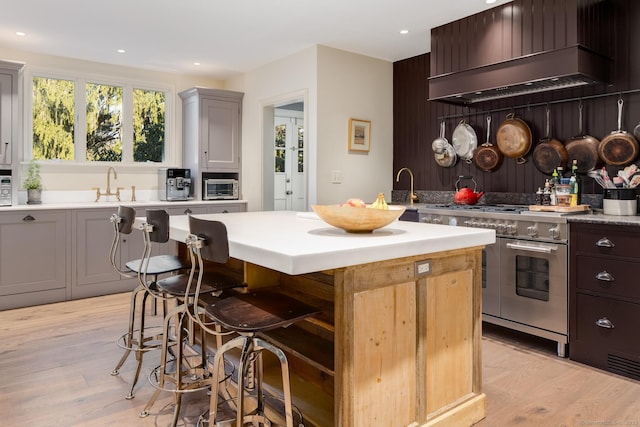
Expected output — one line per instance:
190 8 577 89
395 0 640 196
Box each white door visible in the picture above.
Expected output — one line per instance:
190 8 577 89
273 112 306 211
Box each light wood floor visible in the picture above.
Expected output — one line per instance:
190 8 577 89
1 293 639 427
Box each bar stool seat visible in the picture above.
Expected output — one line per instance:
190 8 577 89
184 216 320 427
139 211 244 427
109 206 190 400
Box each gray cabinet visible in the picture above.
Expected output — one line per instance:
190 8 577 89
208 203 245 214
0 60 24 168
73 208 140 299
0 210 68 310
180 87 243 198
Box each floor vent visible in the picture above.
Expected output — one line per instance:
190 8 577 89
608 354 640 381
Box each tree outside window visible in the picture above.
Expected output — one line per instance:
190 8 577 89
32 76 168 164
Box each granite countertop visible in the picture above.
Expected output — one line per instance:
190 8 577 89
566 210 640 226
136 210 495 275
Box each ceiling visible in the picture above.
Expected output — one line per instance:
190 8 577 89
1 0 512 80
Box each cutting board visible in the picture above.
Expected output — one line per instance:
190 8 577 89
528 204 590 212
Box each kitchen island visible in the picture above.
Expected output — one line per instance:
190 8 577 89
155 210 495 427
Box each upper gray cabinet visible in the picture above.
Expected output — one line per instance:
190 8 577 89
180 88 244 196
0 60 24 167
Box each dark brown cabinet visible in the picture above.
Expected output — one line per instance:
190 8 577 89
569 222 640 380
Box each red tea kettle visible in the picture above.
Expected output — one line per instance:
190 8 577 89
454 175 484 205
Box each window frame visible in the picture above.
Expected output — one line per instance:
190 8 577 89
25 67 176 170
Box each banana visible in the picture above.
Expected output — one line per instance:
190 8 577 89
367 193 389 210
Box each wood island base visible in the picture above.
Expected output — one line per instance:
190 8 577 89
203 245 486 427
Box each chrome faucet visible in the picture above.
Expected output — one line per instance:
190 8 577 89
93 167 124 202
396 167 418 205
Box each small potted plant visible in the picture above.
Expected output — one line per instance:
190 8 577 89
24 160 43 204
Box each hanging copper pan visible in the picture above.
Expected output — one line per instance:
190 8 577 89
598 99 639 167
496 113 532 164
532 106 568 175
565 103 600 174
474 115 503 172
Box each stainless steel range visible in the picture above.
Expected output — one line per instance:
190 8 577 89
419 204 569 357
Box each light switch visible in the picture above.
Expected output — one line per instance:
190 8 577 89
331 170 342 184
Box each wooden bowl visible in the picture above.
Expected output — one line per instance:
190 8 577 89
312 205 406 233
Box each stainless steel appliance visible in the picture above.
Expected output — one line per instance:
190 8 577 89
0 170 11 206
158 168 192 201
419 204 569 357
203 178 239 200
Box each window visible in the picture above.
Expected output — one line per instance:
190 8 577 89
32 75 169 164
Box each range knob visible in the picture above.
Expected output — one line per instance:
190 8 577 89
549 225 561 240
496 223 506 234
527 224 538 237
507 224 517 235
432 218 443 225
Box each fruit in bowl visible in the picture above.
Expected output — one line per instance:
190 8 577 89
313 194 405 233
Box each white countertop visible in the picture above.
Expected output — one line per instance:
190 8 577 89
148 210 495 275
0 199 247 211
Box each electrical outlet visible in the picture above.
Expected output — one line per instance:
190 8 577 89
415 260 431 277
331 170 342 184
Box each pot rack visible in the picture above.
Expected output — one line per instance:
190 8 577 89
436 88 640 121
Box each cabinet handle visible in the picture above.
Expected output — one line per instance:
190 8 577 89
596 237 615 248
184 208 192 215
595 318 614 329
22 215 35 222
595 271 614 282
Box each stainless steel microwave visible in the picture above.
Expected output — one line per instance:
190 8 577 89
203 178 239 200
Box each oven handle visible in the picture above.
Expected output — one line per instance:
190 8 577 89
505 242 557 254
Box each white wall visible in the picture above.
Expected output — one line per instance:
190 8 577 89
316 46 393 205
226 46 318 211
229 45 393 211
0 46 221 197
1 44 393 207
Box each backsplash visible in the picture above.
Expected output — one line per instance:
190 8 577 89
392 190 604 209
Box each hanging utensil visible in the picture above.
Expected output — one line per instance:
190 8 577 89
474 115 503 172
598 98 639 166
533 105 568 175
432 121 448 154
565 102 601 174
496 112 532 164
452 119 478 164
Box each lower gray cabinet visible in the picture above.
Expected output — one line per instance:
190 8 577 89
0 210 68 310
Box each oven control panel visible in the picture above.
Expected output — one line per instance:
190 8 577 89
419 212 567 243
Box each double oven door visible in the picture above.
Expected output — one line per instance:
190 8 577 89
482 238 568 336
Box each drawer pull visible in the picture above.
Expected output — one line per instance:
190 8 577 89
596 318 614 329
23 215 35 222
596 237 615 248
595 271 614 282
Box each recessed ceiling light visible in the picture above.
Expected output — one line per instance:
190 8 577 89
193 62 201 66
16 32 26 37
117 49 126 54
485 0 497 4
399 29 409 35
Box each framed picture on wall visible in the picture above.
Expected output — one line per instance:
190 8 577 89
348 118 371 152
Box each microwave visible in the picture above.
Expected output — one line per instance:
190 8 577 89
203 178 239 200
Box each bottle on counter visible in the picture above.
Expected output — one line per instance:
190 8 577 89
549 168 559 206
543 180 552 206
535 187 543 205
569 159 580 206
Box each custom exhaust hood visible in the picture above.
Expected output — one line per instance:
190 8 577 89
428 0 613 105
428 45 611 104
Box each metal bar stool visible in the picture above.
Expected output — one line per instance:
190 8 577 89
140 211 244 427
186 216 320 427
109 206 189 400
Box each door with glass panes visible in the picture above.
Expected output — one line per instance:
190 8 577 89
274 113 306 211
